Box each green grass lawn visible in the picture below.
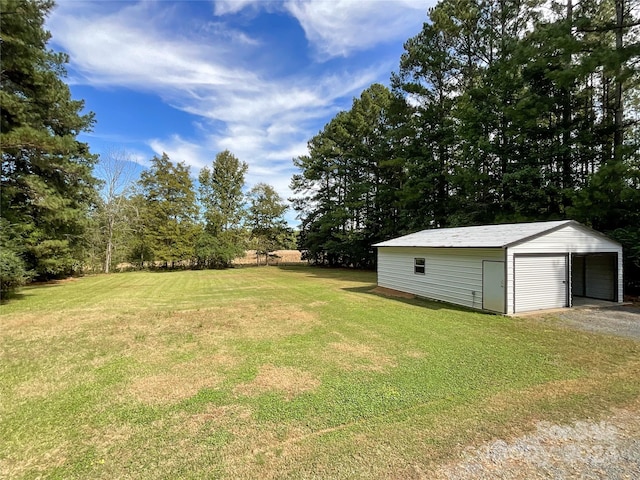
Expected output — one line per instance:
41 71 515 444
2 266 639 479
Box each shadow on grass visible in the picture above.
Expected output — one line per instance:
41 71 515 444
342 284 493 314
276 265 491 314
0 291 31 305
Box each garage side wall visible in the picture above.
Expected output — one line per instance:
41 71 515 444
377 247 503 310
506 224 623 314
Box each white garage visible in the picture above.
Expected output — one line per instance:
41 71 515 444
373 220 623 314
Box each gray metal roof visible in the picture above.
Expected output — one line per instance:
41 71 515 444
373 220 576 248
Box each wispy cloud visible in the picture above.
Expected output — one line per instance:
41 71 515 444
50 2 255 90
212 0 433 60
148 135 210 171
284 0 432 60
47 0 431 220
213 0 264 16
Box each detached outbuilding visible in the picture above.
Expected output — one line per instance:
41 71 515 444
373 220 623 314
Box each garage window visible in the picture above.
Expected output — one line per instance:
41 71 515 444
414 258 425 275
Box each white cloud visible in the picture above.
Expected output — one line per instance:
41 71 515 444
213 0 263 16
211 0 434 60
284 0 433 59
204 21 261 46
148 135 210 172
46 0 428 224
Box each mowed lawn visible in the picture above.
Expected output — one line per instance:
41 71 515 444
2 267 639 479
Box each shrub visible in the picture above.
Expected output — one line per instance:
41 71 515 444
0 250 28 295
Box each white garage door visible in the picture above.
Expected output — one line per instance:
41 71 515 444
585 254 616 301
515 255 568 313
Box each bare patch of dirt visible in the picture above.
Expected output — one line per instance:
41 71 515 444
181 404 253 434
14 371 95 400
308 300 329 307
173 303 319 340
127 356 224 404
196 404 253 423
1 441 71 479
233 365 320 400
128 372 219 405
328 341 397 372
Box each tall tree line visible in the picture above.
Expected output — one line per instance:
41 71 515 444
291 0 640 291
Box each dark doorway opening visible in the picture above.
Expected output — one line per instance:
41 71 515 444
571 253 617 302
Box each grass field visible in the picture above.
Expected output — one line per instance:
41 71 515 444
1 267 639 479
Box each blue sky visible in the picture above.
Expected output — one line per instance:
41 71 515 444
47 0 435 225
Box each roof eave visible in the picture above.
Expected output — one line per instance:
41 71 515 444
503 220 574 248
374 244 505 248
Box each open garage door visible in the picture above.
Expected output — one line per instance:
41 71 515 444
514 255 568 313
572 253 617 302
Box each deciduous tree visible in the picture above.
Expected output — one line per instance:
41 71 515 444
137 153 198 267
248 183 290 265
197 150 247 267
94 149 137 273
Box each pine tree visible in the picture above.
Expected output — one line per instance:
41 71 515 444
1 0 98 279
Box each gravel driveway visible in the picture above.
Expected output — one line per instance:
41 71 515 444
432 405 640 479
431 304 640 479
556 305 640 341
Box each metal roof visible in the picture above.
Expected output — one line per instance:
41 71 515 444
373 220 576 248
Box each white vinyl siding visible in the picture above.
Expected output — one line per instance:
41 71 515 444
377 247 503 310
514 255 568 313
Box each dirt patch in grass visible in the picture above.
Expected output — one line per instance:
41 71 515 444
1 441 71 479
192 404 253 424
308 300 329 307
233 365 320 400
328 341 397 372
129 372 220 405
127 356 225 404
172 303 319 341
180 404 254 436
14 371 95 400
14 379 61 399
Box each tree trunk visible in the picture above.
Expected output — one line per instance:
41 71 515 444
561 0 573 196
104 217 114 274
613 0 625 163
